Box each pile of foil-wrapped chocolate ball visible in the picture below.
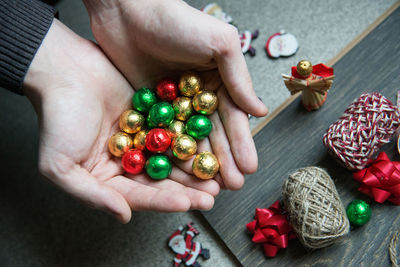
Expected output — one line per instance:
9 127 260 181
108 72 220 180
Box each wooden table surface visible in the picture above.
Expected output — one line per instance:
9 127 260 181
201 4 400 267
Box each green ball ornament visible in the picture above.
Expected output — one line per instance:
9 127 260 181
148 102 174 127
132 87 157 113
146 116 157 129
346 200 371 226
186 115 212 139
145 155 172 180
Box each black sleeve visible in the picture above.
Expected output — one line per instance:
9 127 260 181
0 0 57 95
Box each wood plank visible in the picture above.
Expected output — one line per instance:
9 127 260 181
202 5 400 267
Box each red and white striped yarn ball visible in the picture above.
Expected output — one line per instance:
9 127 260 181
323 92 400 171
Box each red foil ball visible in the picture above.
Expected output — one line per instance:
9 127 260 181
166 129 177 141
145 128 172 153
156 78 178 101
121 149 146 174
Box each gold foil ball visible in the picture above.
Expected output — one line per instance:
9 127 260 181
133 130 148 150
172 134 197 160
192 91 218 115
108 132 133 157
179 72 202 97
192 151 219 180
119 110 145 134
297 60 313 77
173 97 193 121
168 120 186 136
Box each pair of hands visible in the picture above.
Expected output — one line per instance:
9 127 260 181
24 0 267 223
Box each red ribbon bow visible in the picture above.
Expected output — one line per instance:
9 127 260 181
353 152 400 205
246 200 297 257
291 63 333 79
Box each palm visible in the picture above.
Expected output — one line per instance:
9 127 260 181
88 0 267 191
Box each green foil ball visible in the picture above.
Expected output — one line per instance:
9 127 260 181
146 116 157 129
145 155 172 180
346 200 371 226
132 87 157 113
148 102 174 127
186 115 212 139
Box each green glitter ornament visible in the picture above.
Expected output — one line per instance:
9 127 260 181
145 154 172 180
186 115 212 139
132 87 157 113
148 102 174 127
346 200 371 226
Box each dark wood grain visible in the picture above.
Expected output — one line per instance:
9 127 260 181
201 6 400 267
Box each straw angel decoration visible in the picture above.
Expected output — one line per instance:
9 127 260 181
282 60 335 111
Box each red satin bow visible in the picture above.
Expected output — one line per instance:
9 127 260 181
353 152 400 205
246 200 297 257
291 63 333 79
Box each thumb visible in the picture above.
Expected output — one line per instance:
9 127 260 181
40 159 132 223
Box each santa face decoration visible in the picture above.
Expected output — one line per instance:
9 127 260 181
168 223 210 267
169 235 186 255
266 31 299 58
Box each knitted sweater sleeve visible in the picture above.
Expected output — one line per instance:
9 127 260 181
0 0 57 95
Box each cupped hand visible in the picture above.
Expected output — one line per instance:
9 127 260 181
84 0 268 190
24 19 220 223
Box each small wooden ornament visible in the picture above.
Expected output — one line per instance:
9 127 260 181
266 31 299 58
282 60 335 111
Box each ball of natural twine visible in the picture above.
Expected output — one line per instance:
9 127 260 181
323 92 400 170
282 167 349 249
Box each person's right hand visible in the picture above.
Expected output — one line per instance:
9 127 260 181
24 19 220 223
83 0 269 190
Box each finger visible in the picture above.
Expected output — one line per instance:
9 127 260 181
209 109 245 190
169 138 213 174
106 175 194 212
169 140 227 190
152 151 220 196
170 166 220 196
201 70 223 91
123 174 215 210
218 88 258 174
214 25 268 117
42 162 132 223
212 173 226 190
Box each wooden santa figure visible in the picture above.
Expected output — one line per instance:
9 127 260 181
168 222 210 267
282 60 335 111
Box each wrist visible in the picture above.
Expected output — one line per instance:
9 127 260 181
82 0 122 24
83 0 172 26
82 0 120 11
23 19 89 110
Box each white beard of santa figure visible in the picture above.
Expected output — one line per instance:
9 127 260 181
168 223 210 267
